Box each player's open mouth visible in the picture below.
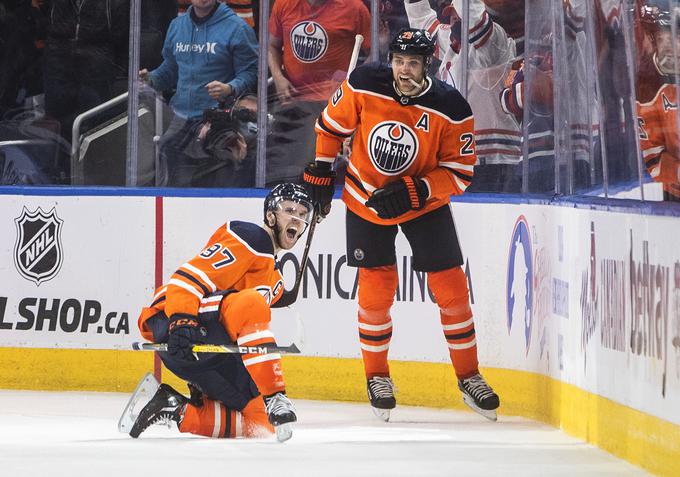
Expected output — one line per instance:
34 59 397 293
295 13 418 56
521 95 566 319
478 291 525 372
286 227 298 240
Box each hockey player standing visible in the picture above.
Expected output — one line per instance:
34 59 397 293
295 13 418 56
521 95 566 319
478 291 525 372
303 28 500 421
126 184 314 442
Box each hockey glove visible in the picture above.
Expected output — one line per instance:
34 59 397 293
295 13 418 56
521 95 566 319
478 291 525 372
366 177 429 219
167 314 207 361
303 161 336 218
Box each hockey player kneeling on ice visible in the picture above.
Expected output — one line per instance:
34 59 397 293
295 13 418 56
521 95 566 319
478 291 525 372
304 28 500 422
126 184 313 442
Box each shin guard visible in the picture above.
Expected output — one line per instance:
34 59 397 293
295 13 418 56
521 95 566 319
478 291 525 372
221 290 285 397
427 266 479 379
357 266 398 378
179 395 273 438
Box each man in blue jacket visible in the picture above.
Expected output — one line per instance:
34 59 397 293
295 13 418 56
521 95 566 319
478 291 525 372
140 0 258 187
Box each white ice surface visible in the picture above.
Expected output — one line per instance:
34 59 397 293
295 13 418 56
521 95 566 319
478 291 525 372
0 390 649 477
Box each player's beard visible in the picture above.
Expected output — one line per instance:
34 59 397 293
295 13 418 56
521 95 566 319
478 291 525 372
395 72 427 97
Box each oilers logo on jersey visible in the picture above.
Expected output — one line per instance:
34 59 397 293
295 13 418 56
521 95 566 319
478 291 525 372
290 21 328 63
368 121 419 175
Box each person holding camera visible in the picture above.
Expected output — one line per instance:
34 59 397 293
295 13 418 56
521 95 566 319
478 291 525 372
139 0 257 187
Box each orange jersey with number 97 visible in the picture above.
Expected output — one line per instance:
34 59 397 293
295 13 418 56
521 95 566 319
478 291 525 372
138 221 284 340
315 63 478 225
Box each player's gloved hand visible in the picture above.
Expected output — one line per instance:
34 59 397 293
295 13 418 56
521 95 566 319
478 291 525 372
167 314 207 361
366 176 429 219
303 161 336 218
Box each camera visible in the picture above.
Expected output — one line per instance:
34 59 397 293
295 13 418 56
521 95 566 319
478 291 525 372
199 95 259 166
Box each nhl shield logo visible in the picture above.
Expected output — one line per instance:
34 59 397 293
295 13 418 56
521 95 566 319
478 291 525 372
14 207 64 285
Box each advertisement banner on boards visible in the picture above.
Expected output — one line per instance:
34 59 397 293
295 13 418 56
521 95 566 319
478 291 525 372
0 195 154 349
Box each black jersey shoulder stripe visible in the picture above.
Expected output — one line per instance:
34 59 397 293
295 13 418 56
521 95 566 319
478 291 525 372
348 62 394 98
416 80 474 122
229 221 275 257
175 269 211 296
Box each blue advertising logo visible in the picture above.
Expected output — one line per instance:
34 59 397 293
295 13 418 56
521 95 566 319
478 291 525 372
506 215 533 355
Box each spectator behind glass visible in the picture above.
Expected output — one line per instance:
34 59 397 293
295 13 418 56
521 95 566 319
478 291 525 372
139 0 258 188
500 0 595 194
42 0 129 182
0 1 47 119
405 0 521 193
266 0 371 187
636 3 680 202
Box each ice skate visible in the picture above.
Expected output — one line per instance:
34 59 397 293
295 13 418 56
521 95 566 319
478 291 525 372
264 392 297 442
129 383 188 438
118 372 160 434
367 376 396 422
458 373 500 421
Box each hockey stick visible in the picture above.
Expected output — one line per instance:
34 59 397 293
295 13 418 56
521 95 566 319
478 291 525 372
347 34 364 79
131 341 301 354
275 37 361 307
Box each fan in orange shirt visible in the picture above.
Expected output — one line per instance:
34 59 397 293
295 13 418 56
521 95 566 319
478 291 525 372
126 184 313 443
303 28 500 422
266 0 371 185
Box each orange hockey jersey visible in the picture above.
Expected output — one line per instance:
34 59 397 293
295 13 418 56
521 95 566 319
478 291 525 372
269 0 371 102
315 63 477 225
637 83 680 201
138 221 284 340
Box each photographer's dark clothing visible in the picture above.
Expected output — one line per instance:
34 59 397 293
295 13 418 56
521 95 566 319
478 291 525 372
159 114 254 188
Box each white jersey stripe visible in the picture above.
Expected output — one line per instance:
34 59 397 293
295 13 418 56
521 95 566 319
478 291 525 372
243 353 281 366
168 278 203 299
237 330 275 345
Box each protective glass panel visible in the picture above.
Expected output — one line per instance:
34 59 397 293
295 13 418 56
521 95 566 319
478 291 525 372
634 0 680 202
136 1 259 188
0 1 131 186
552 0 602 195
519 0 557 193
265 0 372 187
591 0 645 199
462 0 524 193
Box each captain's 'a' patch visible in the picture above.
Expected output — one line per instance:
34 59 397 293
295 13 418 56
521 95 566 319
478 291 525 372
331 86 343 106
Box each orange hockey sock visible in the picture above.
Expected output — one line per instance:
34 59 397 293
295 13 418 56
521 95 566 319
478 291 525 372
179 397 236 438
221 290 285 396
427 266 479 379
179 395 273 438
357 266 398 378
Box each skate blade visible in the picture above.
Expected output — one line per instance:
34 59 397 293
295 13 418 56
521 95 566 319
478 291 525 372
371 406 391 422
275 423 294 442
118 372 160 433
462 394 498 422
